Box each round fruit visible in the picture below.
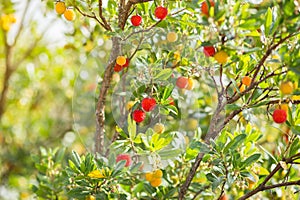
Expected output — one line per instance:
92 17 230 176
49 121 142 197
239 84 246 92
113 64 123 72
201 0 215 17
55 1 66 14
153 169 163 178
176 76 188 89
186 78 194 90
116 154 132 167
187 118 198 131
272 109 287 124
131 15 142 26
116 56 126 66
123 58 130 68
203 46 215 57
167 32 178 42
220 194 228 200
141 97 157 112
214 51 228 64
242 76 252 86
132 109 146 123
64 8 76 21
155 6 168 20
153 123 165 134
145 172 153 181
277 104 289 112
280 81 293 95
85 195 96 200
150 178 162 187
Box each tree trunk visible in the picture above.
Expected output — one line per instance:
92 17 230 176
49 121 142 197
95 36 122 155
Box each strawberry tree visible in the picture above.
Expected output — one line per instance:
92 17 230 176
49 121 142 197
32 0 300 199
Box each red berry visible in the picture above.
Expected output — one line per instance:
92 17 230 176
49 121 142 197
132 109 146 123
176 77 188 89
203 46 215 57
123 58 130 68
131 15 142 26
114 64 123 72
141 97 157 112
201 0 215 17
155 6 168 20
272 109 287 124
168 97 175 106
116 154 131 167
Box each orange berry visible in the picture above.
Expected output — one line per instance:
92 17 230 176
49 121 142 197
239 84 246 92
150 178 162 187
55 1 66 15
64 8 76 21
242 76 252 86
277 104 289 112
116 56 126 66
152 169 163 178
145 172 153 182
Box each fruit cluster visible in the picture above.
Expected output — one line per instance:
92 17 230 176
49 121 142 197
0 14 16 32
132 97 157 123
176 76 194 90
145 169 163 187
114 56 130 72
129 6 168 27
55 1 76 21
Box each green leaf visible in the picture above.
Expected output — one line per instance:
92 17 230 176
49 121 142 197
158 148 181 160
153 69 173 81
223 134 247 153
264 7 272 36
111 160 126 177
128 115 136 140
129 162 143 173
241 153 261 168
289 138 300 157
71 150 81 169
162 84 174 100
54 148 66 163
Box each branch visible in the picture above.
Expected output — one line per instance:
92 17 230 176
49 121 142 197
124 19 162 41
75 6 106 29
99 0 112 31
227 32 299 105
239 154 300 200
95 36 122 155
119 0 154 30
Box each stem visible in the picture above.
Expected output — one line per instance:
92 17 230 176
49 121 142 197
95 36 122 155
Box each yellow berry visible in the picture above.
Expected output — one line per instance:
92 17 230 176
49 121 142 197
214 51 228 64
280 81 293 95
152 169 163 178
116 56 126 66
55 1 66 15
150 178 162 187
64 8 76 21
167 32 178 42
153 123 165 134
186 78 194 90
85 195 96 200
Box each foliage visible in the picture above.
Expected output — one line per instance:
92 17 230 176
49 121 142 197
0 0 299 200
